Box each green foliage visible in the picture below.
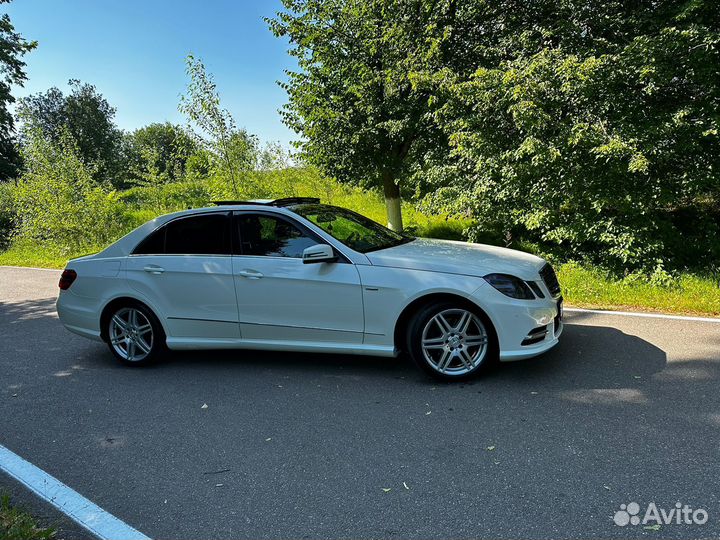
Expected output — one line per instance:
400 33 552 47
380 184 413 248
0 180 15 248
412 219 471 242
118 179 213 214
184 148 214 180
52 164 465 244
0 0 36 180
127 122 200 184
269 0 720 273
3 0 719 292
257 141 292 171
16 80 128 187
267 0 471 231
426 0 720 273
11 128 126 250
557 262 720 316
3 127 718 316
179 55 258 197
0 493 56 540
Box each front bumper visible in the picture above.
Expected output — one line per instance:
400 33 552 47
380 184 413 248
499 317 562 362
471 281 563 362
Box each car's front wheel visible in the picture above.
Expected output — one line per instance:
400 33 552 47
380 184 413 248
106 303 166 366
407 301 497 381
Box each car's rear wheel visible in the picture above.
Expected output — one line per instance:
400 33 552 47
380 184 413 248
106 303 165 366
407 301 497 381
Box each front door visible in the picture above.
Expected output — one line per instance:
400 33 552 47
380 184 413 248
232 211 364 343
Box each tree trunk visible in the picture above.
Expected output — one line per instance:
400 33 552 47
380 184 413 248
382 171 403 232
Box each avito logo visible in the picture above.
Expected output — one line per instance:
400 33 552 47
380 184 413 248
613 502 708 527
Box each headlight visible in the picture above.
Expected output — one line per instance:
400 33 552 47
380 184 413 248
483 273 535 299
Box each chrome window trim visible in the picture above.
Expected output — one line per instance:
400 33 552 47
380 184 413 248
128 253 233 258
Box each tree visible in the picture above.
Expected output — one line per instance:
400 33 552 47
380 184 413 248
269 0 720 271
0 0 36 180
13 126 125 248
430 0 720 272
129 122 199 183
257 141 292 171
179 55 257 197
269 1 450 230
16 80 127 186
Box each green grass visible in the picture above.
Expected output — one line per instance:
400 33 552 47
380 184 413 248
0 238 98 269
557 262 720 316
0 494 55 540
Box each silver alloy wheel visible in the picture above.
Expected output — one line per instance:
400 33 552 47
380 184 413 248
109 307 153 362
421 308 489 375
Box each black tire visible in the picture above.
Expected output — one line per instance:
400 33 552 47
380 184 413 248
406 301 498 381
105 302 167 366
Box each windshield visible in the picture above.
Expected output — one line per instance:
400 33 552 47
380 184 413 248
292 204 414 253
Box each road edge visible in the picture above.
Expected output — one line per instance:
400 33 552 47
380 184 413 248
0 444 151 540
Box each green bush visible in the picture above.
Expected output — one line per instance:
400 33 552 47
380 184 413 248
428 3 720 274
0 182 16 249
3 155 474 259
12 129 127 251
118 180 213 212
413 218 470 241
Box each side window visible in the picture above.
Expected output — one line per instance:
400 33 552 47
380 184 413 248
133 227 165 255
133 214 230 255
164 213 230 255
237 214 317 258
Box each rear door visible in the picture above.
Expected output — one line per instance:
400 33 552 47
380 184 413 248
126 212 240 339
231 211 364 344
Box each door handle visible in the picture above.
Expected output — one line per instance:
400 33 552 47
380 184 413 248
237 269 264 279
143 265 165 274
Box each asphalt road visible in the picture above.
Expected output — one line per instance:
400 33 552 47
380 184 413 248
1 266 719 539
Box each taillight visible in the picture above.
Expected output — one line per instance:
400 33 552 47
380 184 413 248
59 269 77 290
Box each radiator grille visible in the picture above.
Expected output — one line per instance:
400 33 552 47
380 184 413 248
539 263 561 297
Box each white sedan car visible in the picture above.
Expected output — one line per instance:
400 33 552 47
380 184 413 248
56 198 563 380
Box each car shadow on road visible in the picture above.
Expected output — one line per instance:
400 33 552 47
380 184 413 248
6 297 720 435
167 346 412 380
0 296 678 393
486 322 668 388
164 321 670 392
0 297 57 325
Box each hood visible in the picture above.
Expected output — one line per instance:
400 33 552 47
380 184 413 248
365 238 546 280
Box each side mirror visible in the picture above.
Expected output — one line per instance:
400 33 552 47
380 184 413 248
302 244 337 264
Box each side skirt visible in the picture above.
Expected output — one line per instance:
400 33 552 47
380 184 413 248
165 337 398 357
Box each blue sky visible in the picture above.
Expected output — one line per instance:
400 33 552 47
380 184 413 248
4 0 298 147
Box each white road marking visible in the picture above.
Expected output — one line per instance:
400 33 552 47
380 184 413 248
565 307 720 323
0 444 150 540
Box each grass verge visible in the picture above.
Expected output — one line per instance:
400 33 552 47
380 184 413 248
558 263 720 317
0 240 78 269
0 494 55 540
